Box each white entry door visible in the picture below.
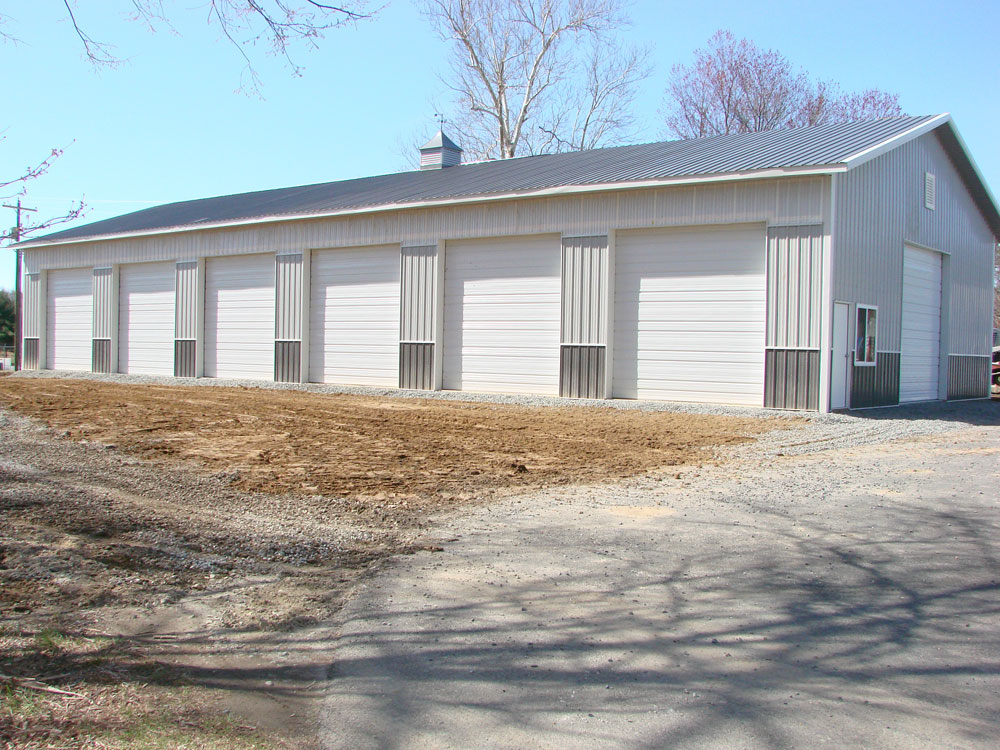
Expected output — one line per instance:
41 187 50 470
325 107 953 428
443 235 561 395
118 262 175 375
613 224 766 405
205 254 275 379
900 245 942 402
831 302 850 409
310 245 401 386
46 267 93 371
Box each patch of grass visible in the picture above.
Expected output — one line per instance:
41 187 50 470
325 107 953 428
1 684 47 718
33 628 71 652
102 709 277 750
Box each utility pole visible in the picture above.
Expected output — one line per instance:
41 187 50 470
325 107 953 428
4 199 38 371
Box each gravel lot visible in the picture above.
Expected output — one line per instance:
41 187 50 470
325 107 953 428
2 370 997 748
320 398 1000 750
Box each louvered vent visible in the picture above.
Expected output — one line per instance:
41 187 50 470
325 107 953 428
924 172 936 210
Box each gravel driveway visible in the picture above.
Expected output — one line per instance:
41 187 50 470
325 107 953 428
320 400 1000 750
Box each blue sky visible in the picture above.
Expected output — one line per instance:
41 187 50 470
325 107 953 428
2 0 998 290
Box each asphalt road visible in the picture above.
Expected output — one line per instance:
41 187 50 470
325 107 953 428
321 406 1000 749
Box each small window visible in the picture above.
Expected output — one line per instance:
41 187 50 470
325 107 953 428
855 305 877 366
925 172 936 210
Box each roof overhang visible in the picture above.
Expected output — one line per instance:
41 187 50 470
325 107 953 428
843 113 1000 238
16 163 842 250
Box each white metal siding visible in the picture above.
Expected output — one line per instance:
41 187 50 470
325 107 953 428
205 254 275 379
309 245 400 386
561 236 609 345
174 261 200 340
900 246 942 402
92 268 115 340
275 254 304 341
118 262 175 375
443 235 561 395
765 225 824 349
23 273 42 338
23 178 828 276
46 267 93 371
834 132 994 356
613 224 766 405
400 245 437 342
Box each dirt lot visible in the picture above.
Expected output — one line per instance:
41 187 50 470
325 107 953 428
0 375 792 749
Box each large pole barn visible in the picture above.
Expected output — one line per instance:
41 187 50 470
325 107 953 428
15 115 999 412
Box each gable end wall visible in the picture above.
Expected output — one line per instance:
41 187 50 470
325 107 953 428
833 130 995 359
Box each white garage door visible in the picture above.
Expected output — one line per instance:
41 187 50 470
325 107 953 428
310 245 400 386
443 235 561 395
205 254 275 379
46 267 93 371
900 245 942 402
613 224 766 405
119 262 175 375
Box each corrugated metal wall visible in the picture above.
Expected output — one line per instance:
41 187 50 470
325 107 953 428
850 353 900 408
399 342 434 389
560 345 606 400
275 253 303 341
274 341 301 383
561 236 608 345
834 131 994 356
764 349 820 410
399 245 436 390
560 236 609 399
174 261 200 340
174 340 196 378
766 225 823 349
23 178 828 274
22 339 39 370
947 355 990 399
400 245 436 342
23 273 42 339
92 339 112 374
91 267 115 340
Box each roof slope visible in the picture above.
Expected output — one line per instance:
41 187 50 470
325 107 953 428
23 115 996 245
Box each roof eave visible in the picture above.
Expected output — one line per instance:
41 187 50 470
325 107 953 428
16 163 842 250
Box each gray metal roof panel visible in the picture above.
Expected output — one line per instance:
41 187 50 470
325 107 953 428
26 115 954 245
420 130 462 151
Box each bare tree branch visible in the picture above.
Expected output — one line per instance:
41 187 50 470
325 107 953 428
48 1 375 94
0 137 87 245
422 0 642 160
0 200 87 244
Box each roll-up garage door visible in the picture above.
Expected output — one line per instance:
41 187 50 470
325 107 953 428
310 245 400 386
118 262 175 375
613 224 766 405
205 254 275 379
900 245 942 402
443 235 561 395
46 267 93 371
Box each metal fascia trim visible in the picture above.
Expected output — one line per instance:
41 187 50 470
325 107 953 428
841 114 951 170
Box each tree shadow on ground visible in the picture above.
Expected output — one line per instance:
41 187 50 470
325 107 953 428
323 493 1000 749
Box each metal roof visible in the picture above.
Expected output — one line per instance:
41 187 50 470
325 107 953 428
22 114 1000 245
420 130 462 151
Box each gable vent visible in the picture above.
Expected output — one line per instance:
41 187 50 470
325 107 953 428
924 172 936 210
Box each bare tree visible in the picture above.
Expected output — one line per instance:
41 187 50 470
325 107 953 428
664 30 903 139
421 0 648 160
3 1 373 93
0 140 86 241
